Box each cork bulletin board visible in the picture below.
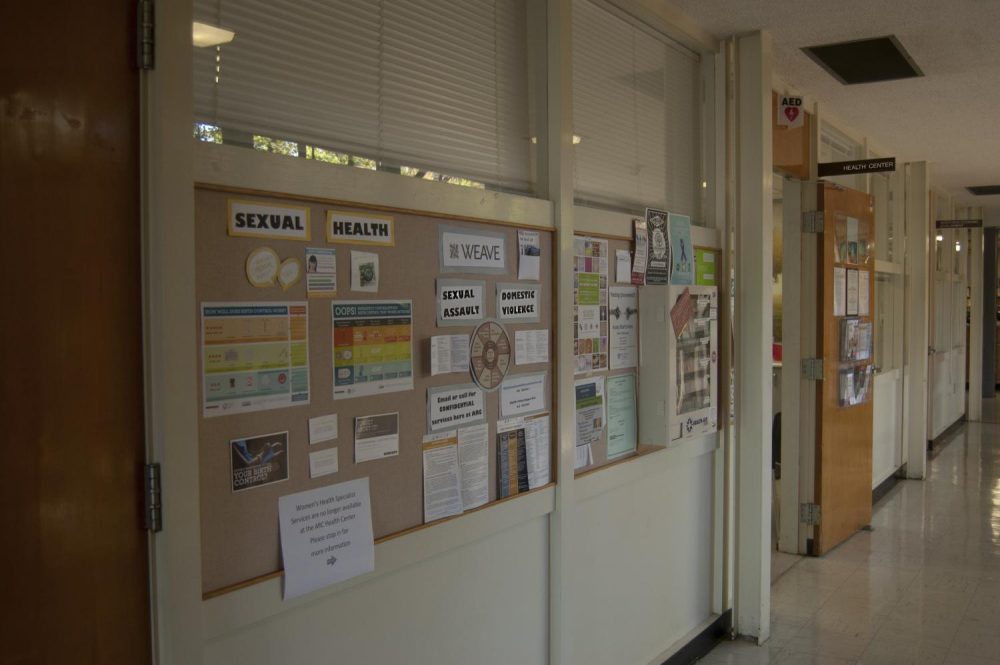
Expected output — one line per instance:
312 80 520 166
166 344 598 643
195 186 554 596
572 234 648 474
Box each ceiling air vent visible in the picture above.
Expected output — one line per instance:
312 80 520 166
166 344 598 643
802 35 923 85
967 185 1000 196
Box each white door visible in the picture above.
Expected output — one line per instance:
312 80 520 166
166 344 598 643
928 215 969 439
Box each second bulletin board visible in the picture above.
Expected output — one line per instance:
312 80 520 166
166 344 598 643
195 186 555 596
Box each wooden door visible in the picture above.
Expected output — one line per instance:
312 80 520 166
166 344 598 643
814 183 876 555
0 1 151 663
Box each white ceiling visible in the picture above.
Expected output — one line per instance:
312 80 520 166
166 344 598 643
665 0 1000 209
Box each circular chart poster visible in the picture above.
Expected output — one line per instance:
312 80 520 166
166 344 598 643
469 320 511 391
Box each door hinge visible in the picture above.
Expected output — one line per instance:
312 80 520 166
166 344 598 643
144 463 162 532
801 357 824 380
137 0 155 70
799 502 822 525
802 211 824 233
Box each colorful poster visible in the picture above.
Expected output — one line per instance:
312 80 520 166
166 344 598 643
668 213 693 285
230 431 289 492
609 286 638 370
695 248 718 286
437 278 486 327
305 247 337 297
606 375 637 459
332 301 413 399
427 384 486 431
574 236 609 374
202 303 310 417
278 477 374 600
644 208 671 285
497 421 529 498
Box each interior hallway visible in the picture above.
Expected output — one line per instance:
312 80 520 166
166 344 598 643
700 419 1000 665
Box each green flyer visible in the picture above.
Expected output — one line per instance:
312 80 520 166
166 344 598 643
606 374 637 459
695 248 718 286
577 272 600 305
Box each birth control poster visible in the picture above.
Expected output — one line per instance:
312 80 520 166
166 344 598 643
573 236 609 374
230 431 289 492
202 303 310 417
332 300 414 399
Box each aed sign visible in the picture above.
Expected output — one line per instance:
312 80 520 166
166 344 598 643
777 95 805 129
326 211 395 246
228 199 311 241
496 282 541 323
436 278 486 327
440 226 507 274
818 157 896 177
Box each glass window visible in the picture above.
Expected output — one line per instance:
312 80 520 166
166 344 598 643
192 0 534 193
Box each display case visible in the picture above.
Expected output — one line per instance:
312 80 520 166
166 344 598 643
638 284 718 446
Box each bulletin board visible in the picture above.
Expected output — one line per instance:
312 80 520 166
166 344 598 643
195 186 555 596
572 233 651 474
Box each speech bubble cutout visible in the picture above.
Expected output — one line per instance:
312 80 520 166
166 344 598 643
246 247 280 287
278 258 302 291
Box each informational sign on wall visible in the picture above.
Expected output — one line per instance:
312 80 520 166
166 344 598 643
230 431 289 492
777 95 805 129
439 226 507 274
644 208 671 285
496 283 541 322
228 199 312 241
818 157 896 177
326 211 395 246
277 478 375 600
427 384 486 432
437 279 486 327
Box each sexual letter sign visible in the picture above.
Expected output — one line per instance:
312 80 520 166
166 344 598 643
778 96 804 129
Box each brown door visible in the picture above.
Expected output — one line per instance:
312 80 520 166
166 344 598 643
814 183 876 555
0 1 151 663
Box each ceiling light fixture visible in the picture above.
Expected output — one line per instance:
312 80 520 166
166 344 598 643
193 21 236 48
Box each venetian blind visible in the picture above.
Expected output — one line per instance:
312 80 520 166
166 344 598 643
193 0 532 191
572 0 701 215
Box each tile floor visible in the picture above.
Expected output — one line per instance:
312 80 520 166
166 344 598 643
700 420 1000 665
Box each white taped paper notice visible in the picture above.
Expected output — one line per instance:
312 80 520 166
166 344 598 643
858 271 870 316
518 229 541 280
308 414 338 445
278 477 374 600
430 334 470 375
354 412 399 463
515 329 549 365
422 432 464 523
309 448 339 478
499 373 547 417
457 423 489 509
615 249 631 283
833 266 847 317
427 384 486 431
351 250 379 292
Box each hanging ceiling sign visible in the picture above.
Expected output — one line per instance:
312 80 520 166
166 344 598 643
777 95 805 129
936 219 983 229
818 157 896 177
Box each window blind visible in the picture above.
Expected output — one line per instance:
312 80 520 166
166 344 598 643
193 0 532 191
572 0 701 215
